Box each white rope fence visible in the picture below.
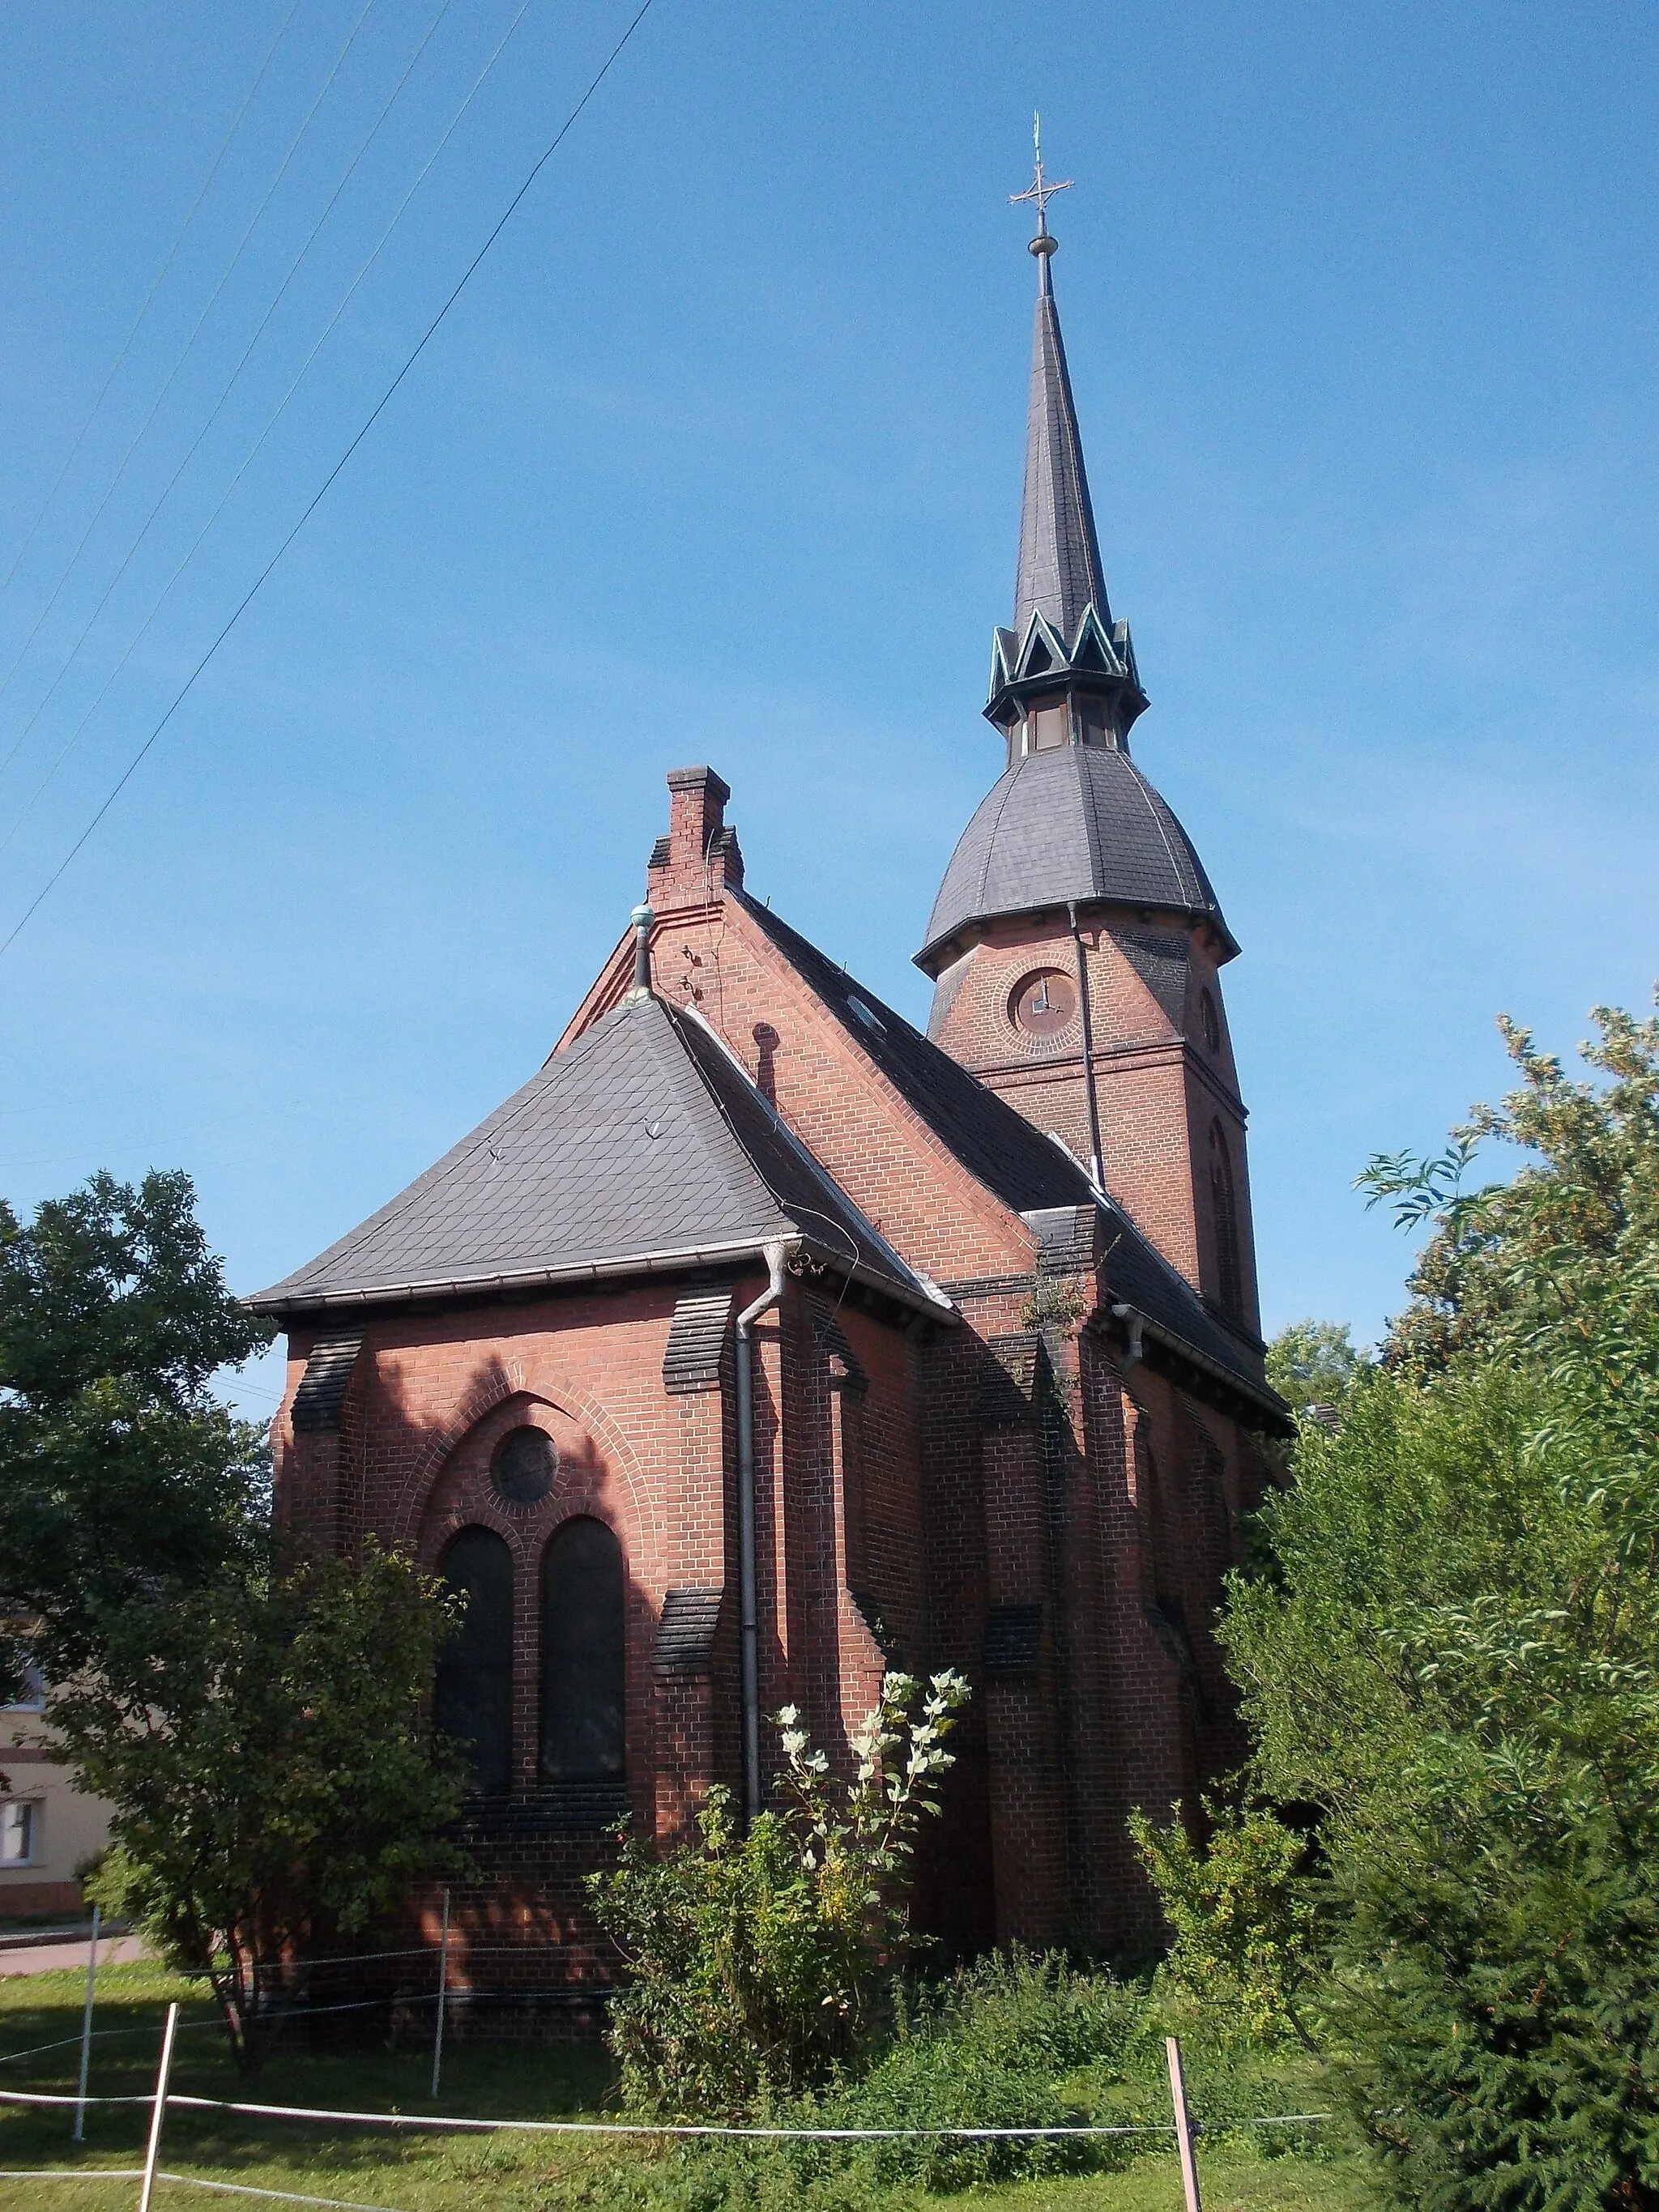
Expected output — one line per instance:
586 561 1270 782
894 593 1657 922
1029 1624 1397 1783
1 1986 1333 2212
0 2079 1331 2137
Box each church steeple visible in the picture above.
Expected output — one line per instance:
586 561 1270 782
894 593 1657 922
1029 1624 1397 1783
1011 144 1108 640
987 129 1147 755
919 145 1260 1344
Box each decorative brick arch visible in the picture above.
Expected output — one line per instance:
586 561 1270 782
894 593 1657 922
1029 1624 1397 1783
391 1356 664 1594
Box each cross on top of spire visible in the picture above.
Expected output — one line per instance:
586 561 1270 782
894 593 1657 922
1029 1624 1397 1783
1009 112 1072 257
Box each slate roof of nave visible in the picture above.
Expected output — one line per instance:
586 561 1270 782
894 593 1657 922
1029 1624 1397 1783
249 991 932 1318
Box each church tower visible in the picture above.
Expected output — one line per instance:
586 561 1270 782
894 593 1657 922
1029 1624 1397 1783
918 159 1261 1347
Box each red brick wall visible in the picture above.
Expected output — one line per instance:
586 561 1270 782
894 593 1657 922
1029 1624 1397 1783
922 910 1261 1336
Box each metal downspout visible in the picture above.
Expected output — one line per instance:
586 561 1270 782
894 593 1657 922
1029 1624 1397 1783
736 1240 789 1829
1068 900 1106 1192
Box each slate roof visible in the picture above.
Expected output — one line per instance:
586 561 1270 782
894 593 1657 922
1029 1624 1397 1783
736 892 1286 1425
917 744 1235 972
249 992 932 1318
1016 257 1109 642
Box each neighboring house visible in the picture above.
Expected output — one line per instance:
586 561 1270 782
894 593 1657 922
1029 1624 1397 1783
252 194 1293 2000
1 1661 113 1920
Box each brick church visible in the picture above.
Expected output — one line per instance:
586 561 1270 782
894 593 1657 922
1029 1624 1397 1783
254 181 1290 1988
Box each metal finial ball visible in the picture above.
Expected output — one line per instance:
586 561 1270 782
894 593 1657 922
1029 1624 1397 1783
1029 232 1059 257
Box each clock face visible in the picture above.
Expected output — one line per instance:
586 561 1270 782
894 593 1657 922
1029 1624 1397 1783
1010 967 1078 1038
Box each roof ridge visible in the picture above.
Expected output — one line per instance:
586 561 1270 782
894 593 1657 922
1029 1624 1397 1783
1121 752 1198 906
658 999 802 1235
632 997 795 1238
664 1000 925 1294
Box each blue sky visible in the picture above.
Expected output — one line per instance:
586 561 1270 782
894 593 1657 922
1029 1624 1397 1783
1 0 1655 1421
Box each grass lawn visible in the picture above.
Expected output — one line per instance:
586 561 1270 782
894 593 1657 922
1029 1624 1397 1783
0 1962 1372 2212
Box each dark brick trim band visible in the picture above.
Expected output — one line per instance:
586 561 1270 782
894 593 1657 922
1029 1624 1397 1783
653 1588 724 1677
290 1336 363 1433
663 1290 732 1395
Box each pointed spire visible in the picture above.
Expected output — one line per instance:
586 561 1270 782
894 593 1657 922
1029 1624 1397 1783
1009 121 1109 641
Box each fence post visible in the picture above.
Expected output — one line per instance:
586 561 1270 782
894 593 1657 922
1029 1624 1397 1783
72 1901 101 2143
138 2000 181 2212
430 1886 451 2101
1166 2034 1203 2212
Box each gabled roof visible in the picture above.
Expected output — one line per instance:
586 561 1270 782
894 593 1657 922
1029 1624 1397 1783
249 992 935 1319
917 744 1235 973
736 891 1284 1423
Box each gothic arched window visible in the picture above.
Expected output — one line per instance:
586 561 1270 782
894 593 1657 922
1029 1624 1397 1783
1209 1121 1243 1322
433 1527 514 1795
540 1518 625 1783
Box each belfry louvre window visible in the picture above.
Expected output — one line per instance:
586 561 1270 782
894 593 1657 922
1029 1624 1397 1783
1028 697 1069 751
540 1518 625 1783
433 1528 513 1795
1209 1120 1243 1321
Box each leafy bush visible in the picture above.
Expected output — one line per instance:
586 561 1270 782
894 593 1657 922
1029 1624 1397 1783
1132 1794 1322 2049
576 1952 1157 2209
588 1670 969 2117
807 1952 1149 2189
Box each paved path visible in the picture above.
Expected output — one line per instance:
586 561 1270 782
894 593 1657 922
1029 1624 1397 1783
0 1934 149 1976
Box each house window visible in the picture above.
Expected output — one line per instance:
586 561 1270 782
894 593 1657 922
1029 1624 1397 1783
540 1519 625 1784
0 1801 39 1866
2 1663 44 1715
1209 1122 1243 1321
433 1528 514 1795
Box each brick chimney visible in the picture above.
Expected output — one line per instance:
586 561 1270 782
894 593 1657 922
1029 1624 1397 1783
647 766 744 910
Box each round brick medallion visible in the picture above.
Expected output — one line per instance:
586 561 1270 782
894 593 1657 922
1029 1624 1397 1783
492 1426 557 1508
1009 967 1077 1038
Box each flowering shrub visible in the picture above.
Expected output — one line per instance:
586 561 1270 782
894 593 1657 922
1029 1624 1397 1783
587 1669 969 2116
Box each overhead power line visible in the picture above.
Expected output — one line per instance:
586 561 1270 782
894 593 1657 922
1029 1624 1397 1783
0 0 662 963
0 0 461 791
0 0 380 722
0 0 539 860
0 0 306 598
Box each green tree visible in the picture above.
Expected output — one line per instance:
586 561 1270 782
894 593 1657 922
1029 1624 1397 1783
1208 997 1659 2208
1361 1003 1659 1378
1265 1319 1367 1419
70 1544 468 2072
589 1669 970 2116
0 1170 273 1696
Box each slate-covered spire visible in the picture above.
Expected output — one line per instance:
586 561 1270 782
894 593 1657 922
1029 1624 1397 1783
1008 129 1108 639
986 140 1145 744
1014 236 1109 638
